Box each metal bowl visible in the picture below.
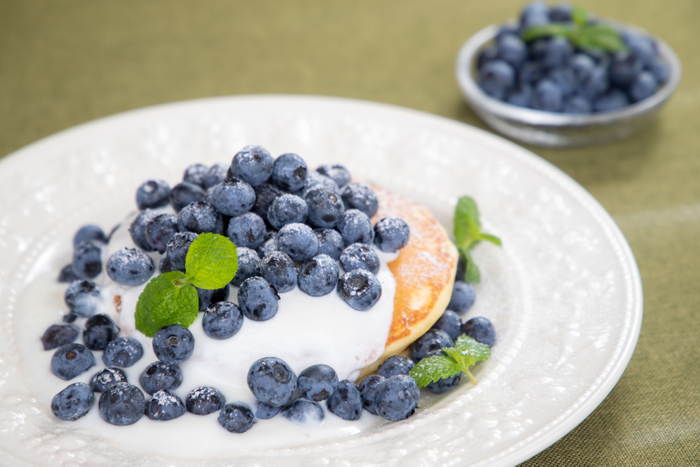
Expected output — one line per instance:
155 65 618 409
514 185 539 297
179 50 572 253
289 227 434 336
455 23 682 147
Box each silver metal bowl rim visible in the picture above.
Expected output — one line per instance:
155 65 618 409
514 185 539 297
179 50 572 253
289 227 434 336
455 22 682 128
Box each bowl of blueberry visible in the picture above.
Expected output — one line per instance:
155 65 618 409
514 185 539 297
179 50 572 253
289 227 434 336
455 2 681 147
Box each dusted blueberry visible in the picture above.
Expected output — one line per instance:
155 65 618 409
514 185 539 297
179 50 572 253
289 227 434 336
609 51 643 87
448 281 476 314
533 79 563 112
166 231 198 271
431 310 463 341
72 240 102 279
65 280 101 317
374 374 420 421
316 164 351 188
594 90 630 112
424 351 462 394
51 343 95 380
251 183 282 223
304 186 345 229
341 182 378 218
73 224 107 248
314 228 344 260
257 233 281 258
298 254 339 297
267 194 308 229
186 386 226 415
136 180 170 210
99 382 145 426
374 216 410 253
106 248 155 286
145 389 186 421
210 178 256 217
462 316 497 348
260 251 297 293
83 314 120 351
196 284 230 311
103 337 143 368
238 277 279 321
227 212 266 249
563 95 592 114
337 269 382 311
41 324 79 350
282 399 324 425
203 301 244 339
497 34 527 69
410 329 454 362
278 223 318 262
170 181 206 213
58 264 80 283
299 171 340 198
178 201 224 234
327 380 362 421
145 213 179 253
630 71 658 102
51 382 94 421
248 357 297 407
542 36 573 68
203 162 230 189
359 375 385 415
129 209 158 252
377 356 415 378
272 153 308 192
298 364 339 401
338 209 374 246
159 253 175 273
340 243 380 274
218 403 256 433
231 145 273 186
152 325 195 365
139 361 183 395
231 247 261 287
478 60 515 100
255 401 282 419
90 367 127 392
183 163 209 187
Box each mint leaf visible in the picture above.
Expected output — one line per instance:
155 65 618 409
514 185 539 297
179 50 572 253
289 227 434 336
455 335 492 362
185 233 238 289
577 25 626 52
408 334 491 388
459 247 481 283
453 197 500 283
521 24 573 42
409 355 462 387
134 272 199 337
571 6 589 27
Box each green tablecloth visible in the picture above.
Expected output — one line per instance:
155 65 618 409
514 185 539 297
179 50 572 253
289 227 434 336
1 1 698 465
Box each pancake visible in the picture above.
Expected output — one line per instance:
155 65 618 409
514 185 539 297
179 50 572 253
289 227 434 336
359 185 458 378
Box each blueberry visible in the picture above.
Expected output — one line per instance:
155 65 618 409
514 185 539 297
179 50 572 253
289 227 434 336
62 312 78 324
103 337 143 367
196 283 231 310
377 356 415 378
533 79 564 112
609 51 643 87
563 95 593 114
145 389 186 421
462 316 497 347
423 350 462 394
136 180 170 210
410 329 454 362
166 231 198 271
646 58 670 85
495 25 519 43
625 33 658 66
272 153 308 192
145 213 179 253
299 171 341 198
51 382 94 421
227 212 266 249
159 253 174 273
337 269 382 311
281 399 324 425
51 343 95 381
316 164 351 188
257 233 281 258
594 89 630 112
314 228 344 260
374 374 420 421
183 163 209 187
209 178 256 217
251 183 283 222
449 281 476 314
255 401 282 419
298 254 340 297
105 248 154 286
339 243 380 274
90 367 127 392
569 53 596 83
497 34 527 69
430 310 463 341
374 216 410 253
238 277 279 321
267 194 308 229
547 67 577 97
177 201 224 234
477 46 498 69
41 324 79 351
359 375 385 415
170 181 206 213
479 60 516 100
519 8 549 32
327 380 362 421
203 301 244 339
186 386 226 415
230 145 273 186
630 71 658 102
519 61 543 84
57 264 80 283
231 247 261 286
99 382 145 425
549 2 572 21
218 403 256 433
260 251 298 292
83 314 120 351
297 364 339 401
338 209 374 246
139 361 183 395
305 186 346 228
277 223 318 261
542 36 573 68
203 162 230 189
72 224 107 249
152 325 195 365
507 83 534 108
248 357 297 407
72 240 102 279
580 66 610 100
64 280 101 317
129 209 159 252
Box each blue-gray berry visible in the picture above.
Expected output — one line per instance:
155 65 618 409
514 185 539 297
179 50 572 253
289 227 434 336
152 325 195 365
247 357 297 407
298 254 339 297
238 277 279 321
209 178 256 217
281 399 324 425
327 380 362 421
82 314 120 351
102 337 144 368
227 212 266 249
297 364 339 401
374 375 420 421
177 201 224 234
145 389 186 421
41 324 79 351
231 145 274 186
377 356 415 378
260 251 297 293
99 382 145 425
278 223 318 262
136 180 170 210
203 301 244 339
139 361 183 395
374 216 410 253
339 243 380 274
186 386 226 415
218 403 256 433
105 248 155 286
272 153 308 192
90 367 127 393
51 343 95 381
51 382 94 421
72 240 102 279
337 269 382 311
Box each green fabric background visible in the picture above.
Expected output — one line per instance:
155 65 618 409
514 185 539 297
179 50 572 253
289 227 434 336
1 1 698 465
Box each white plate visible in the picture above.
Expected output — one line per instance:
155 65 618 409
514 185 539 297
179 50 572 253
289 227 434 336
0 95 642 466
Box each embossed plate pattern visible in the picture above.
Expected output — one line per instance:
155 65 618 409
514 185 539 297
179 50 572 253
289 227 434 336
0 95 642 466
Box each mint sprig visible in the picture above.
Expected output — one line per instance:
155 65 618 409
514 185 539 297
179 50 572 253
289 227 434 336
135 233 238 337
454 196 501 283
521 6 626 53
409 335 491 387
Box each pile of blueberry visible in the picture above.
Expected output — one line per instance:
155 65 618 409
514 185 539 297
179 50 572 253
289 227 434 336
476 2 671 113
